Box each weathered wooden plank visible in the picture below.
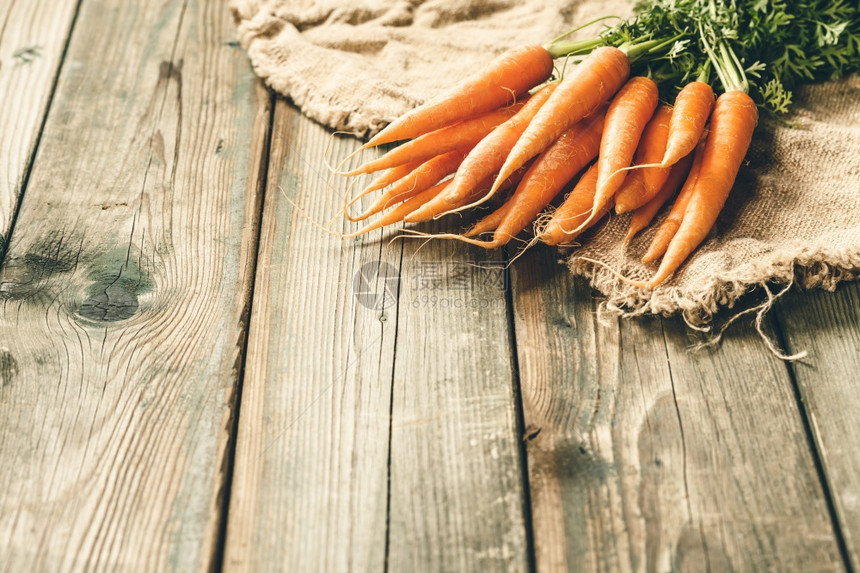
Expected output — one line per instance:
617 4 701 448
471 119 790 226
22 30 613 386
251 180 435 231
386 235 528 572
224 101 528 570
776 282 860 569
223 101 396 571
0 0 268 569
512 245 844 572
0 0 80 257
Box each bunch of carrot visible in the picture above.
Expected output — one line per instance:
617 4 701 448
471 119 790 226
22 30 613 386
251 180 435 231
335 0 858 288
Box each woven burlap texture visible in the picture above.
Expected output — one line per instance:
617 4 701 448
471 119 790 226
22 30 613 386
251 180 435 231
232 0 860 323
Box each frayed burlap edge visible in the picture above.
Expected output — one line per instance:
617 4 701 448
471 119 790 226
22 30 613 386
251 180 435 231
568 247 860 328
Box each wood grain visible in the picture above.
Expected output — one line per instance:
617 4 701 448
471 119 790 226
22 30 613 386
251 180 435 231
777 282 860 569
0 0 268 569
224 100 529 571
386 232 528 572
0 0 80 257
223 101 397 572
511 245 844 572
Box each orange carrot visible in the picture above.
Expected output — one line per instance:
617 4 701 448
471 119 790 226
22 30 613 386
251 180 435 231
641 136 707 263
346 180 452 237
661 81 715 167
537 164 610 246
614 104 674 213
345 104 524 176
349 148 470 221
461 167 530 237
624 150 695 243
594 76 659 205
405 82 558 222
490 46 630 196
636 90 758 287
471 109 606 248
365 44 553 147
347 160 424 206
464 202 512 237
406 171 509 224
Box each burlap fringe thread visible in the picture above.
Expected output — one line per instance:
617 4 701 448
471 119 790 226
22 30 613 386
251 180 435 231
570 252 860 360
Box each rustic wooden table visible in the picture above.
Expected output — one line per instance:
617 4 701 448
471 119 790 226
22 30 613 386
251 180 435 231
1 1 859 571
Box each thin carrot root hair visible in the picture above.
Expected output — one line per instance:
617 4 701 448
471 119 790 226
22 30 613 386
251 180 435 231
429 177 502 220
282 179 429 240
344 159 423 209
463 201 512 237
462 218 499 238
535 204 592 246
554 204 598 232
341 177 377 222
554 206 613 245
558 209 596 236
394 228 503 249
367 186 424 216
435 176 506 217
341 221 385 238
277 184 358 240
532 207 557 234
327 142 390 219
606 161 667 180
328 136 377 177
534 209 584 247
324 130 368 175
343 171 418 217
317 156 375 226
503 233 544 268
345 176 428 222
426 162 529 223
399 226 537 251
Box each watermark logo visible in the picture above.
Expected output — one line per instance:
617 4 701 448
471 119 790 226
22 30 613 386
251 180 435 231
354 259 508 311
353 261 399 310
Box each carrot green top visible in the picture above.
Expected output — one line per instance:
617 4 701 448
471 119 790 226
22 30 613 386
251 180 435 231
546 0 860 116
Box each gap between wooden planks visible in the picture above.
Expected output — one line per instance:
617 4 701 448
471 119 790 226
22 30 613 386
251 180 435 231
0 0 268 569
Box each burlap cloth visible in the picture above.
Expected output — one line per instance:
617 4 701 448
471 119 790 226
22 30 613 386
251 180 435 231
231 0 860 324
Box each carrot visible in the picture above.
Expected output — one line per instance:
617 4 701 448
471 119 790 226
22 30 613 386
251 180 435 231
594 76 659 204
348 148 470 221
661 81 715 167
364 44 553 148
345 159 424 210
407 172 502 224
489 46 630 197
345 103 524 176
461 166 531 237
641 135 707 262
624 150 695 243
405 82 558 222
614 104 674 213
463 202 511 237
414 164 526 229
537 164 610 246
552 75 656 241
636 90 758 287
345 180 452 237
471 109 606 248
